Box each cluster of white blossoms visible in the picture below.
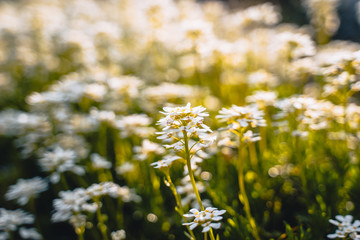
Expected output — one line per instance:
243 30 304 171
246 90 278 109
86 182 141 202
52 182 140 223
217 105 266 130
116 114 155 138
5 177 48 206
183 207 226 233
327 215 360 239
90 153 112 170
52 188 98 222
111 229 126 240
39 146 85 184
156 103 215 152
133 139 165 161
0 208 41 240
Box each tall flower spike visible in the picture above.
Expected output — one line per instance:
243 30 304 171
156 103 214 152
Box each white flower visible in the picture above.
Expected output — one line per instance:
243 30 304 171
183 207 226 232
133 139 165 161
328 215 360 239
91 153 112 169
116 162 135 175
0 209 34 232
116 114 154 138
246 91 277 108
19 227 42 240
39 146 85 183
111 229 126 240
217 105 266 130
156 103 212 152
177 179 205 206
242 130 261 143
150 155 180 169
5 177 48 206
86 182 141 203
143 83 198 103
52 188 95 222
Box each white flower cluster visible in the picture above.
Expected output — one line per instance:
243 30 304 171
217 105 266 130
246 90 278 108
39 146 85 184
111 229 126 240
52 182 141 222
183 207 226 233
156 103 215 151
91 153 112 169
0 109 49 136
116 114 155 138
327 215 360 239
5 177 48 206
52 188 98 222
86 182 141 202
133 139 165 161
0 208 41 240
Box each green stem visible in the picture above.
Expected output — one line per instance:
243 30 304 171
166 172 196 240
183 130 204 211
183 130 216 240
95 200 109 240
209 229 216 240
238 141 260 240
249 142 258 171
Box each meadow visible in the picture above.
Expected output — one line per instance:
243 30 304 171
0 0 360 239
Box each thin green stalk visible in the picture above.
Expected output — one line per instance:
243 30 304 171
95 200 109 240
165 172 196 240
183 130 217 240
209 229 216 240
183 130 204 211
259 126 267 153
249 142 258 171
238 141 260 240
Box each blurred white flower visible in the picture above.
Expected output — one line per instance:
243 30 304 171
116 114 154 138
133 139 165 161
0 209 34 232
5 177 48 206
91 153 112 169
217 105 266 130
39 146 85 184
111 229 126 240
19 227 42 240
150 155 180 169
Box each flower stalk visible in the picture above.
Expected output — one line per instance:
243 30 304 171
238 140 260 240
165 170 196 240
95 200 108 240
